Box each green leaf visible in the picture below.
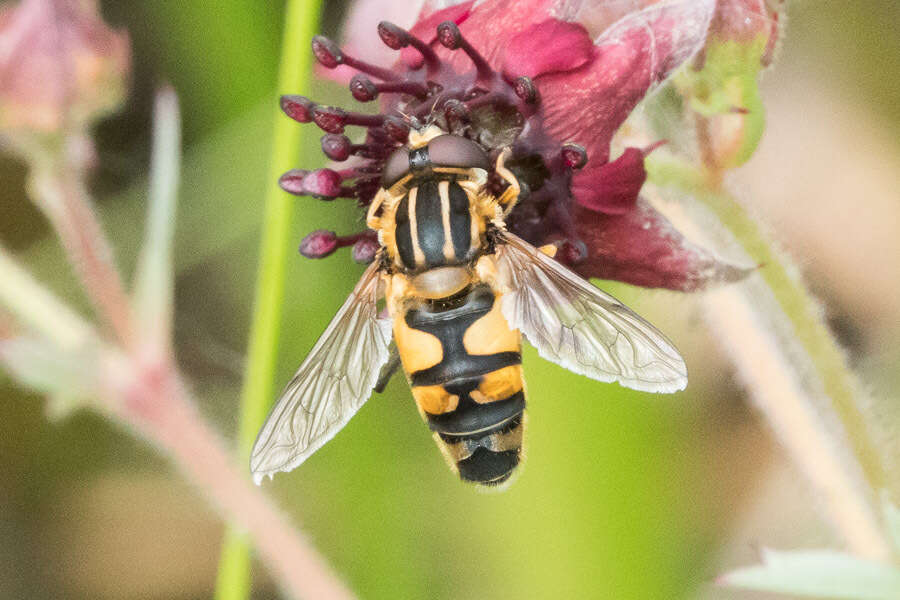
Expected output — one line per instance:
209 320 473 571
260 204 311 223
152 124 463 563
721 548 900 599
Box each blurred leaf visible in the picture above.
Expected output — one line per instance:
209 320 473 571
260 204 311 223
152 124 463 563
676 37 766 169
669 0 784 170
0 335 100 418
133 87 181 351
105 2 281 140
0 245 94 350
883 494 900 553
720 548 900 599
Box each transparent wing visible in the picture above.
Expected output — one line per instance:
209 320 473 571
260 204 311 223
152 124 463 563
250 262 392 483
495 232 687 393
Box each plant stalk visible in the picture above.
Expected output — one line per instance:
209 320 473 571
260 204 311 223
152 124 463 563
215 1 326 598
28 144 135 348
647 153 892 560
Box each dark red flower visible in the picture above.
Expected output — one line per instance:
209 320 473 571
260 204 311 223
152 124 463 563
286 0 750 291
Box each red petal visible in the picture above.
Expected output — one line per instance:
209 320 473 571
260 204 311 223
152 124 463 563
502 19 593 80
572 147 647 214
538 0 715 164
441 0 562 70
574 199 750 291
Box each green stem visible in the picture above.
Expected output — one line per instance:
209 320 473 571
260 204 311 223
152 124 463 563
215 2 323 599
648 156 886 494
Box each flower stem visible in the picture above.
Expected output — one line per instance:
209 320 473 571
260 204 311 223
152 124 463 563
104 358 356 600
215 1 325 599
28 143 135 348
648 155 892 559
697 186 886 492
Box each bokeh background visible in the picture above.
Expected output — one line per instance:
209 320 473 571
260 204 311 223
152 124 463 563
1 1 898 599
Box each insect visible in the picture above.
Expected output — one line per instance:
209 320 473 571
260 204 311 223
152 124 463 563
251 124 687 487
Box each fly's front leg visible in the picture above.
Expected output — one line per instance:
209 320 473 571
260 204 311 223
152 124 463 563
494 148 520 212
366 188 388 230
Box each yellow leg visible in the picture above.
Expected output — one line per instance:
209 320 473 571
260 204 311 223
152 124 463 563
494 148 520 211
366 188 385 230
367 187 401 231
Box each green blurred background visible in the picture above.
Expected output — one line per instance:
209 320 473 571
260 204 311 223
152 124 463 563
1 1 898 599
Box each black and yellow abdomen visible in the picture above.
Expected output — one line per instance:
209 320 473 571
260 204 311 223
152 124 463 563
393 284 526 486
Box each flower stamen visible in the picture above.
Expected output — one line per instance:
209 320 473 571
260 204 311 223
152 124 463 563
299 230 378 260
436 21 494 82
377 21 441 74
349 74 429 102
311 106 385 134
311 35 401 82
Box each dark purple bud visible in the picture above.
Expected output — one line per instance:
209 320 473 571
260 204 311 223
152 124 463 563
384 116 410 143
514 76 538 104
436 21 462 50
278 169 309 195
313 105 385 133
377 21 408 49
313 106 347 133
352 237 379 264
311 35 343 69
556 239 588 265
299 230 338 258
443 98 470 123
302 169 344 199
281 95 316 123
436 20 494 80
561 143 588 170
321 134 352 161
349 75 379 102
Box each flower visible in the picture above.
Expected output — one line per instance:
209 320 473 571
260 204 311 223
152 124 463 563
284 0 754 291
0 0 130 138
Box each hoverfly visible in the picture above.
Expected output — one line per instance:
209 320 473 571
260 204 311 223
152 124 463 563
251 124 687 487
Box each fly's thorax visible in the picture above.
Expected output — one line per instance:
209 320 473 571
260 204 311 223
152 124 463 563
384 177 485 274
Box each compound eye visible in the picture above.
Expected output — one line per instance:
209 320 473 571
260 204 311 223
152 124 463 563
382 147 410 187
427 135 489 171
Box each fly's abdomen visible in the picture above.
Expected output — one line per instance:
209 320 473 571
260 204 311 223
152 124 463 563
393 284 526 486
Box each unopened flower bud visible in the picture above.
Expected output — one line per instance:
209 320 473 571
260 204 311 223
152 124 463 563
278 169 310 195
299 230 338 259
351 237 379 264
302 169 344 199
321 134 352 161
311 35 343 69
0 0 130 138
281 95 316 123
